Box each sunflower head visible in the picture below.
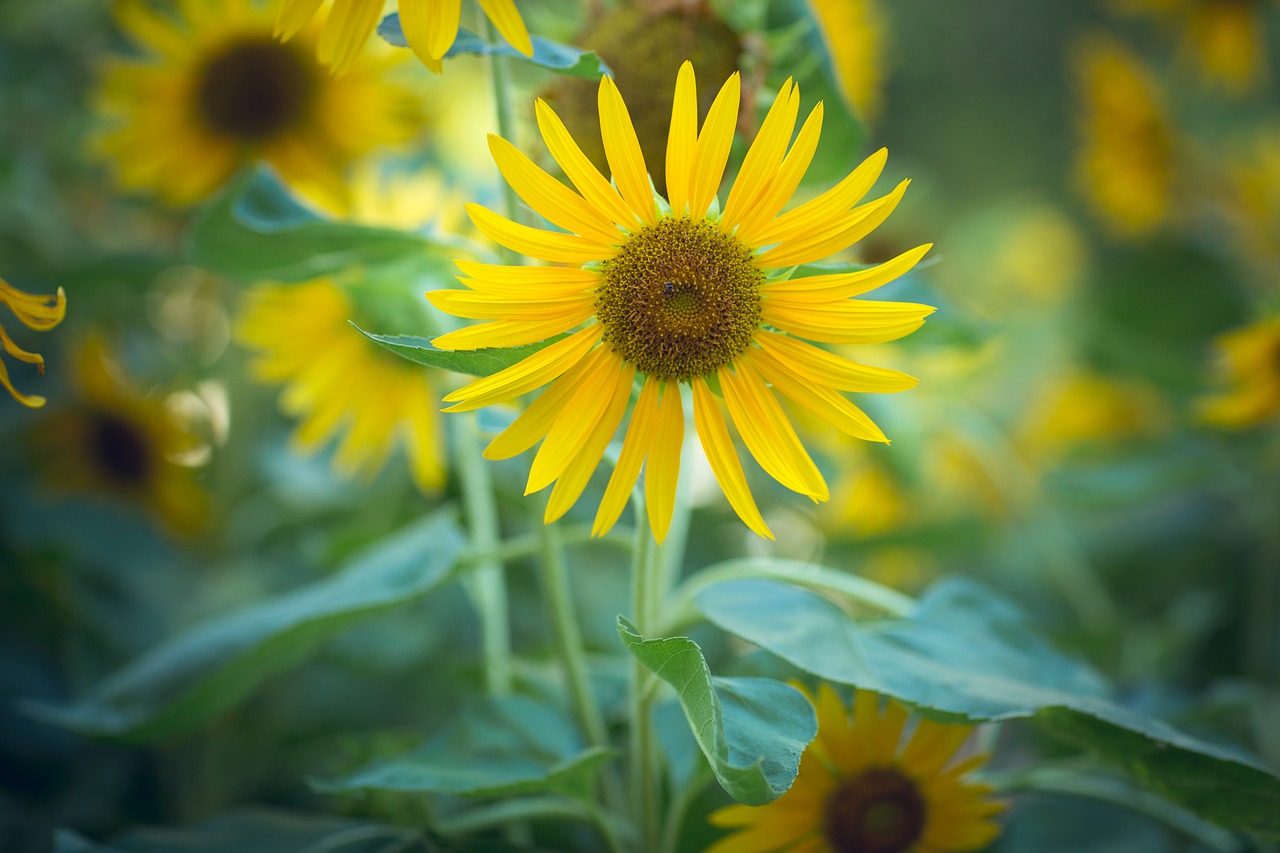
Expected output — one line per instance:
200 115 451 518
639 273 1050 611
708 685 1005 853
1 278 67 408
1198 317 1280 429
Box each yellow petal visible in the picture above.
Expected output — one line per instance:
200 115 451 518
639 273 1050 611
718 361 828 500
645 382 684 543
317 0 383 75
733 102 824 246
484 353 597 460
430 315 591 351
477 0 533 56
749 348 888 443
467 203 617 264
441 325 602 412
722 79 798 233
0 356 45 407
488 133 624 244
598 75 656 225
0 324 44 367
665 61 698 216
525 346 621 493
762 299 935 345
115 0 187 55
454 260 602 292
757 179 910 268
427 289 595 321
752 147 888 248
535 98 640 230
760 243 933 302
0 281 67 330
692 376 773 539
399 0 458 66
689 72 741 220
593 375 661 537
275 0 324 39
754 331 917 392
545 358 634 523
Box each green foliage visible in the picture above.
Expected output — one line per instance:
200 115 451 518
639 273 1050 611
695 577 1280 837
316 694 613 800
377 16 610 79
185 168 437 283
26 512 466 740
356 325 568 378
617 617 817 806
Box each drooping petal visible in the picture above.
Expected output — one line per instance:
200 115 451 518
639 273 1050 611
689 72 741 219
721 79 798 233
440 325 602 412
760 243 933 302
692 376 773 539
0 281 67 330
645 382 684 543
488 134 625 244
0 358 45 407
466 203 617 264
593 376 661 537
665 61 698 216
598 75 657 225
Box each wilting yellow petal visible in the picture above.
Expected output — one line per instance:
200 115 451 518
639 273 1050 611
665 61 698 216
0 358 45 408
598 75 657 225
0 325 44 367
593 376 661 537
689 72 741 219
441 325 601 411
722 79 798 233
761 244 932 302
645 382 684 543
692 377 773 539
0 281 67 330
467 203 617 264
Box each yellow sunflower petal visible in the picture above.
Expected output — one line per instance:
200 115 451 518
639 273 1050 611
689 72 742 220
0 281 67 330
718 361 828 501
762 299 935 345
899 719 977 778
722 79 799 233
645 382 684 543
665 61 698 216
274 0 324 39
593 375 661 537
545 358 634 523
535 98 640 230
466 203 617 264
115 0 188 56
760 244 933 302
1 325 44 367
431 316 592 351
484 353 598 460
317 0 383 75
487 133 625 244
598 75 657 225
733 102 825 246
747 347 889 443
692 376 773 540
427 289 596 321
403 384 446 491
754 332 917 393
398 0 459 66
757 179 910 268
454 260 603 292
525 346 620 493
441 325 602 412
752 147 888 248
0 357 46 408
477 0 533 56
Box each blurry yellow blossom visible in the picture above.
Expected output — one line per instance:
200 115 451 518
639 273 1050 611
1019 371 1168 460
1115 0 1269 94
94 0 422 208
807 0 888 120
1199 318 1280 429
1072 34 1176 239
1 278 66 408
1228 125 1280 279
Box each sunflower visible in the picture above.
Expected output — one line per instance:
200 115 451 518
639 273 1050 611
1 278 67 408
275 0 532 75
38 338 205 534
1072 34 1176 240
427 62 932 542
807 0 888 121
708 685 1005 853
1115 0 1268 94
1198 318 1280 429
94 0 422 208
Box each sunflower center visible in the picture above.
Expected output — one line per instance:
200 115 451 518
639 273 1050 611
194 37 316 140
823 768 927 853
595 217 762 381
90 411 153 487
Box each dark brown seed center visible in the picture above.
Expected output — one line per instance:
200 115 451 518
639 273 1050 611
90 411 153 487
823 768 927 853
195 38 316 140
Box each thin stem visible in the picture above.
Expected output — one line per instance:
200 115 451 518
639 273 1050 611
628 498 662 853
452 413 512 696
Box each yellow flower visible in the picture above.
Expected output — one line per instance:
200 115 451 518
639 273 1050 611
275 0 532 75
1115 0 1268 94
708 685 1005 853
807 0 888 120
1198 317 1280 429
38 338 205 535
1072 34 1176 239
94 0 422 208
428 62 932 542
1018 371 1166 460
1 278 66 408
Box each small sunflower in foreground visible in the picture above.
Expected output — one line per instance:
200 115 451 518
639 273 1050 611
37 338 205 535
709 685 1005 853
1198 317 1280 429
238 167 464 493
275 0 532 74
94 0 422 207
1 278 67 408
429 62 933 541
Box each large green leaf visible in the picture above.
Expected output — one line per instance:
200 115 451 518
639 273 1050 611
356 324 568 378
378 15 609 79
185 168 434 283
695 577 1280 837
617 618 816 805
315 694 613 800
27 512 466 740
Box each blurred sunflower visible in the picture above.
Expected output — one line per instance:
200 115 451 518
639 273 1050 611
1198 318 1280 429
429 62 932 541
1115 0 1269 94
1 278 67 408
1018 371 1167 460
275 0 532 74
94 0 422 208
1072 34 1176 239
38 338 205 534
237 166 463 493
807 0 888 120
708 685 1005 853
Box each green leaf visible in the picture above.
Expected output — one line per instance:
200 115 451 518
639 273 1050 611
696 577 1280 837
377 15 610 79
355 323 568 378
26 512 466 740
617 617 816 805
185 168 433 283
315 694 614 800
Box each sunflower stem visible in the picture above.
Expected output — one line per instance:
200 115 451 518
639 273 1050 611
452 412 512 696
628 498 662 853
485 16 523 245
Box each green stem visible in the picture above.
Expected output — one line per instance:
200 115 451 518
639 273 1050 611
452 412 512 696
628 498 662 853
485 17 522 242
